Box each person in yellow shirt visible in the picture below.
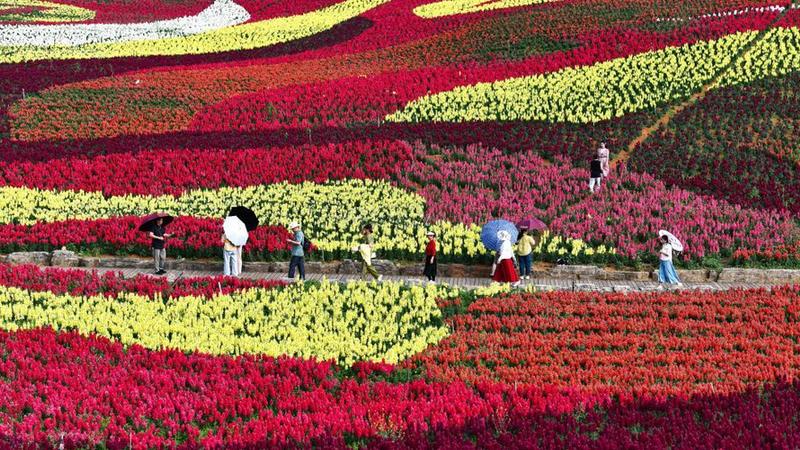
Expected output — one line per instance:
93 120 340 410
516 228 536 280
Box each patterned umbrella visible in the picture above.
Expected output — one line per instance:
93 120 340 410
480 220 519 252
516 217 547 231
658 230 684 252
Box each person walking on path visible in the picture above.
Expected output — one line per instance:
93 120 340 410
287 221 305 282
589 155 603 193
657 234 682 285
221 233 240 277
516 228 536 280
597 142 610 177
148 218 173 275
356 224 382 281
492 230 520 287
423 231 437 282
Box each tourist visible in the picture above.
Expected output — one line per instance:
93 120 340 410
598 142 610 178
221 232 240 277
423 231 437 282
657 234 682 285
356 224 382 281
516 228 536 280
287 221 305 281
148 218 172 275
589 155 603 193
492 230 520 287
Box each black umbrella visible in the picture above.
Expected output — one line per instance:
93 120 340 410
228 206 259 231
139 213 174 232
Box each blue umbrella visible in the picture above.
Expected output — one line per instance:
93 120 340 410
480 220 519 252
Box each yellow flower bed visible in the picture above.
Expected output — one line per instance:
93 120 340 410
387 28 800 124
0 181 613 259
0 280 454 365
0 0 94 23
413 0 554 18
0 0 387 63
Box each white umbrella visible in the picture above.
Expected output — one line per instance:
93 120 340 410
658 230 684 252
224 216 249 246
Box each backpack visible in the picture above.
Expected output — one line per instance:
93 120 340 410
302 235 312 253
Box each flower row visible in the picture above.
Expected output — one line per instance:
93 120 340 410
1 327 799 447
0 140 411 196
0 263 285 299
387 25 800 124
0 279 451 365
0 180 608 261
409 286 800 397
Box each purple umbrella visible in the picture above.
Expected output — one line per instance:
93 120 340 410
516 217 547 231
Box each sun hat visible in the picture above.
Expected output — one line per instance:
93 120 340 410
288 221 300 229
426 231 435 236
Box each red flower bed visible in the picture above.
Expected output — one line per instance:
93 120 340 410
0 327 798 448
0 264 284 299
410 287 800 397
631 71 800 214
0 140 411 196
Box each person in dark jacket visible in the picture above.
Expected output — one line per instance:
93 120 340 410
148 218 173 275
589 155 603 193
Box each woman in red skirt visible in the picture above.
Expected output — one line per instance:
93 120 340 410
492 230 520 287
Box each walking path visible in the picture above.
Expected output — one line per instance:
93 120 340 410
75 266 783 292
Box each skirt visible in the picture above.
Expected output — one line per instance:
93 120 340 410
492 259 519 283
658 260 681 284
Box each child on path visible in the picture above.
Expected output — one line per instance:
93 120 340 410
148 218 173 275
287 222 305 281
516 228 536 280
657 234 682 285
423 231 437 282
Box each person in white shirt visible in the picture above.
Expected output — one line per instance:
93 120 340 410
657 235 682 285
492 230 520 287
597 142 610 178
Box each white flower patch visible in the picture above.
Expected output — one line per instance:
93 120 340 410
655 3 799 23
0 0 250 47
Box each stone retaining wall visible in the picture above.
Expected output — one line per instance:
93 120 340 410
2 251 800 284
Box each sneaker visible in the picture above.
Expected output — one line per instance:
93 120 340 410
511 282 521 288
157 269 166 275
377 275 384 281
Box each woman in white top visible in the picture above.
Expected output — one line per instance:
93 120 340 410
657 235 682 285
492 230 520 286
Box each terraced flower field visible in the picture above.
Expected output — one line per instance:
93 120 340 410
1 0 800 446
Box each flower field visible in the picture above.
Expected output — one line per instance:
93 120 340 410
2 0 800 447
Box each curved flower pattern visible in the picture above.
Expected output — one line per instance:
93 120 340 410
0 280 450 365
0 0 249 47
387 27 800 124
0 0 387 62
